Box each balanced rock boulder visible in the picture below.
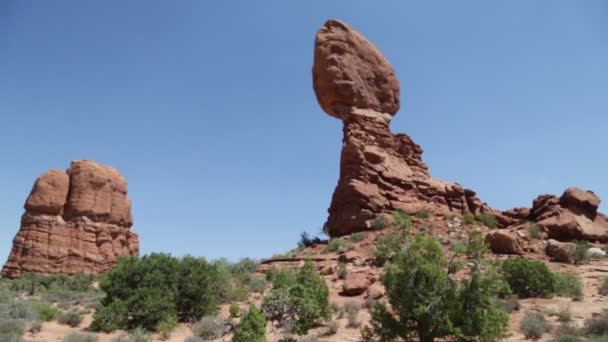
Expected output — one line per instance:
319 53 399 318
2 160 139 278
313 19 488 237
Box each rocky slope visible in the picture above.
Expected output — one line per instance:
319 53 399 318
1 160 139 278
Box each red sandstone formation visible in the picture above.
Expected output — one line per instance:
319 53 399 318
2 160 138 278
313 19 608 244
313 19 488 237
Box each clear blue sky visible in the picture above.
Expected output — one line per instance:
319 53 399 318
1 1 607 262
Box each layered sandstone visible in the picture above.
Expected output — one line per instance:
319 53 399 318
313 19 488 237
2 160 138 278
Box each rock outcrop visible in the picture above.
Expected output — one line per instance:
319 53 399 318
530 188 608 242
485 230 524 255
2 160 139 278
313 19 488 237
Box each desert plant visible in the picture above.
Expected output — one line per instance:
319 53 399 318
350 232 367 242
528 223 543 239
368 230 509 342
29 319 42 333
157 315 178 340
232 305 266 342
193 316 227 339
129 327 150 342
326 320 339 335
58 310 82 327
550 335 585 342
0 319 25 335
584 312 608 336
323 238 351 254
301 335 318 342
249 276 268 293
554 272 583 300
556 306 572 323
479 212 497 228
496 294 520 313
344 302 361 328
262 260 330 335
63 332 99 342
417 208 431 219
520 311 550 339
34 303 61 321
463 213 476 225
501 257 556 298
8 301 36 320
229 304 240 318
569 241 591 265
371 215 387 230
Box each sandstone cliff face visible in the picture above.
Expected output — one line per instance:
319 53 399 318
313 19 487 237
2 160 138 278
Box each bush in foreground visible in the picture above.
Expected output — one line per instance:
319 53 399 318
368 230 509 342
501 257 555 298
520 311 550 339
63 332 99 342
232 305 266 342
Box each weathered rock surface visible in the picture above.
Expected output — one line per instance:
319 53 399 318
485 230 524 255
313 19 489 237
530 188 608 242
342 272 372 296
545 239 573 263
2 160 139 278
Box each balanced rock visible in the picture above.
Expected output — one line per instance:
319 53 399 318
1 160 139 278
313 19 487 237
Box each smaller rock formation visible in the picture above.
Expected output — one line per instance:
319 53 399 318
2 160 139 278
485 230 524 255
545 239 573 263
342 272 372 296
531 188 608 242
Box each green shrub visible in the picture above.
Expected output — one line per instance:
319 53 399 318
63 332 99 342
129 327 149 342
479 212 497 228
323 238 351 254
392 210 412 230
520 311 550 339
556 306 572 323
58 310 82 327
91 254 219 332
370 215 387 230
373 229 409 266
262 260 330 335
232 305 266 342
496 294 520 313
34 303 61 321
0 319 25 335
8 301 36 320
369 231 509 342
569 241 591 265
249 276 268 293
590 336 608 342
193 316 227 339
501 257 556 298
463 213 476 225
350 232 367 242
550 335 585 342
157 315 177 340
229 304 240 318
417 208 431 219
554 273 583 300
528 223 543 239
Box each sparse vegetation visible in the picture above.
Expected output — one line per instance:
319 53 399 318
58 309 82 327
520 311 550 339
338 262 347 280
479 212 498 228
501 257 556 298
193 316 228 340
344 302 361 328
229 303 241 318
262 260 330 335
528 223 543 239
350 232 367 242
416 208 431 219
584 311 608 336
157 315 178 339
323 238 351 254
463 213 476 225
599 277 608 296
569 241 591 265
298 232 325 248
554 272 583 300
327 320 339 335
370 215 387 230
